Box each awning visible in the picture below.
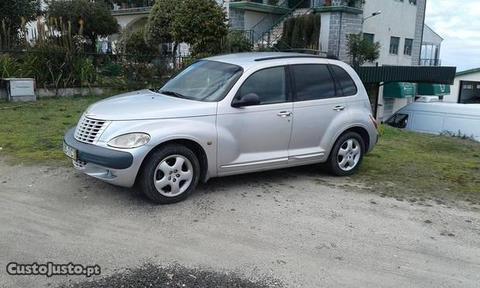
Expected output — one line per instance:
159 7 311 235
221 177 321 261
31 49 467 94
356 66 457 84
417 83 451 96
383 82 416 99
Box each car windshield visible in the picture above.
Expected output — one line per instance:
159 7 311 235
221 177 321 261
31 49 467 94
157 60 243 102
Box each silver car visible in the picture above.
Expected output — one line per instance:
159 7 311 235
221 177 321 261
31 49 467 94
63 53 378 204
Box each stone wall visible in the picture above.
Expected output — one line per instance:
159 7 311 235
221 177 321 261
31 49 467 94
328 11 362 62
411 0 426 66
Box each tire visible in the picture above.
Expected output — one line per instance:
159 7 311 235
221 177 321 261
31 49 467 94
327 131 365 176
139 144 200 204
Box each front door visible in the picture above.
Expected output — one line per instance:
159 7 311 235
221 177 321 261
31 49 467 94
217 66 293 175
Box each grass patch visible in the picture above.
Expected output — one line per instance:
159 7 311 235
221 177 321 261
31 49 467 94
357 126 480 204
0 96 106 164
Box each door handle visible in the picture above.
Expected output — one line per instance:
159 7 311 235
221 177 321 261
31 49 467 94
333 105 345 112
277 111 293 118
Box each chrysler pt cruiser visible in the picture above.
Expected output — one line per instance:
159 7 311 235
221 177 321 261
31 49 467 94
64 53 378 204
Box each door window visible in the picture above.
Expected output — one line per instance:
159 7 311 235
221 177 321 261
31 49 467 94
237 67 287 105
291 64 336 101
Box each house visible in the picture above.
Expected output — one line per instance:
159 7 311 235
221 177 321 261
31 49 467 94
227 1 447 121
443 69 480 104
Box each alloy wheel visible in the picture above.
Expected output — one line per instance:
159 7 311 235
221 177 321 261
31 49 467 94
337 138 362 172
153 154 194 197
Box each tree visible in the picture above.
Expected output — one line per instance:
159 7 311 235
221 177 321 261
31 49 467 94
0 0 37 48
172 0 228 55
144 0 178 48
47 0 119 51
119 27 158 60
346 33 380 67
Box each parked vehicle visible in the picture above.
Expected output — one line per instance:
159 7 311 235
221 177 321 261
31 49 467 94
64 53 378 204
386 101 480 141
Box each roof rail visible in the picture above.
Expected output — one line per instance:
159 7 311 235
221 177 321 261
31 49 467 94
254 55 329 62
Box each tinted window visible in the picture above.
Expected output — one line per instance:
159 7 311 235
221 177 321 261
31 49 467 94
237 67 286 105
291 64 336 101
386 113 409 128
330 65 358 96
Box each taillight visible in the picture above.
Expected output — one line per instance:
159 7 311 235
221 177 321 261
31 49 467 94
369 114 379 130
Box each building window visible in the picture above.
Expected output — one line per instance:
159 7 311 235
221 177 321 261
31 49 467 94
404 38 413 56
389 36 400 55
363 33 374 44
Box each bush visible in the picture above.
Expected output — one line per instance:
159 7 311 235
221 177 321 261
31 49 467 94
100 62 124 77
118 28 158 61
223 31 253 53
278 14 320 50
0 54 19 78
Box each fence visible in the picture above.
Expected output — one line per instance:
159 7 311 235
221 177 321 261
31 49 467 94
0 50 192 94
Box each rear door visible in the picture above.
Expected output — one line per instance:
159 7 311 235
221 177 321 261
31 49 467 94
288 64 354 163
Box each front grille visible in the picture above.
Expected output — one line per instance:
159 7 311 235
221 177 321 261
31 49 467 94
74 115 109 144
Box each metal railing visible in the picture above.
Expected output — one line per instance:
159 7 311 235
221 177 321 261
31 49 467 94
111 6 152 15
420 59 442 66
255 0 311 50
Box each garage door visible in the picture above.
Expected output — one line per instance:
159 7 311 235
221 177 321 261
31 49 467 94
459 81 480 103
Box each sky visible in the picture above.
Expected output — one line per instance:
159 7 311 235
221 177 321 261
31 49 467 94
425 0 480 72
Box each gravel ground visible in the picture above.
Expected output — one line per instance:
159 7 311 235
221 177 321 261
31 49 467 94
1 158 480 288
58 263 282 288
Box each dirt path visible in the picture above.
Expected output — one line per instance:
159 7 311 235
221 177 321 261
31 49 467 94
1 159 479 288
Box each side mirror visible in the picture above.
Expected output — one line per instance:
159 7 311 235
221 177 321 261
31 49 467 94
232 93 260 108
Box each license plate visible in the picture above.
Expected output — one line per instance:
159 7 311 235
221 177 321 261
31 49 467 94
63 142 78 160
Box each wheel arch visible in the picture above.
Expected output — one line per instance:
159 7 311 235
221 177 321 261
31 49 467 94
342 126 370 152
327 125 371 160
135 138 209 186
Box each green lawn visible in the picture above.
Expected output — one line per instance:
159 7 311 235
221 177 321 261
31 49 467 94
0 96 105 164
358 126 480 204
1 96 479 204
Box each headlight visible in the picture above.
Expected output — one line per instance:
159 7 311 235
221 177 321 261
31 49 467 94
107 133 150 149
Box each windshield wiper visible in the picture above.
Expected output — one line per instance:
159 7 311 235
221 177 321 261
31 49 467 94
159 90 189 99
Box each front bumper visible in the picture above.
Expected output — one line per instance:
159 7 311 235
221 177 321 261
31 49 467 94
64 128 133 169
64 128 141 187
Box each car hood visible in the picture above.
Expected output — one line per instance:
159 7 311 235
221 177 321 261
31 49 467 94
84 90 217 121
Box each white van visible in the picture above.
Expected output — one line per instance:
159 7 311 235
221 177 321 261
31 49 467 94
385 102 480 141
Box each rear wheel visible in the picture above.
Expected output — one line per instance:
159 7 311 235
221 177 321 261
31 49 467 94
328 132 365 176
139 144 200 204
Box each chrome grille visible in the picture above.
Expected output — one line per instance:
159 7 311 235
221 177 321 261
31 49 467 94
74 115 109 144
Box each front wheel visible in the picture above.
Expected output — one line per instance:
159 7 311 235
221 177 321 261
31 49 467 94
327 132 365 176
139 144 200 204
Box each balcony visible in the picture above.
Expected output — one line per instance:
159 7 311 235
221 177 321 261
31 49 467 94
230 0 363 14
312 0 363 14
111 1 153 15
420 59 442 67
229 0 290 14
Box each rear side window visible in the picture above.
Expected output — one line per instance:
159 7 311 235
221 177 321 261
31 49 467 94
291 64 336 101
330 65 358 96
237 66 286 105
